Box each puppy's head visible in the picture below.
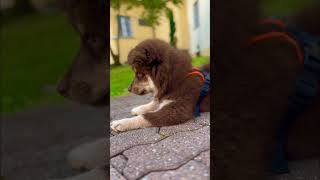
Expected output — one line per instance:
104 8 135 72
128 67 157 96
57 0 108 105
127 39 177 97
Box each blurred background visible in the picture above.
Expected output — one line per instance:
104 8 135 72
1 1 105 180
1 0 315 113
109 0 315 98
1 0 79 114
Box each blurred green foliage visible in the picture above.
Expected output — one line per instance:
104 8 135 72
262 0 315 16
1 13 79 113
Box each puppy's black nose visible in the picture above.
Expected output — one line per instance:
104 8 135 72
57 79 68 96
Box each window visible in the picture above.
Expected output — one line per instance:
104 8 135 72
118 16 132 37
193 1 200 29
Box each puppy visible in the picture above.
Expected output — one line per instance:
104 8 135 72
56 0 108 105
111 39 210 132
213 0 320 179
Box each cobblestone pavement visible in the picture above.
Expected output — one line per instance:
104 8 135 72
110 95 320 180
110 95 211 180
2 102 106 180
3 95 318 180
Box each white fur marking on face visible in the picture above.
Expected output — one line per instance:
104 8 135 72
110 115 152 132
146 75 158 95
131 99 159 115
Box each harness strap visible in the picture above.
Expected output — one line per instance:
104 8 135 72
273 55 320 173
249 32 304 64
187 71 205 81
250 18 320 174
100 0 106 6
259 18 286 28
187 67 210 117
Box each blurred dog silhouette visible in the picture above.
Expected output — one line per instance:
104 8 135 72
213 1 320 179
57 0 108 106
55 0 108 180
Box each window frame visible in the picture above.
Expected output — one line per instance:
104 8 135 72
193 1 200 29
118 15 133 38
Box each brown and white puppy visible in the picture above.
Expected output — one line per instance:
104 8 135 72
111 39 210 132
56 0 108 105
213 0 320 179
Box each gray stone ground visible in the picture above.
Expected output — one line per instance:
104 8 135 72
111 95 320 180
110 95 211 180
1 102 106 180
1 95 319 180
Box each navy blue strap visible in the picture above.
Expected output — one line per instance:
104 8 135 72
271 28 320 174
100 0 106 7
194 70 210 117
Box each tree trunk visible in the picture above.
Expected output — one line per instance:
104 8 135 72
167 8 176 47
115 7 122 65
110 47 121 66
110 6 121 66
152 27 156 38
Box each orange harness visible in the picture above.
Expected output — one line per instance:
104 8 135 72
251 18 320 174
248 19 304 64
186 67 210 117
187 67 205 81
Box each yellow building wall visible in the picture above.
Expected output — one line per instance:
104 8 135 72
110 1 189 64
169 2 189 51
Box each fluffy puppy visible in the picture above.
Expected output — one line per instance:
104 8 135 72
111 39 210 132
213 0 320 179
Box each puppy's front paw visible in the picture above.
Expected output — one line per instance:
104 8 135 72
110 115 152 133
111 119 130 132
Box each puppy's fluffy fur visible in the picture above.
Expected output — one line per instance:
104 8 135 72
111 39 210 132
213 1 320 179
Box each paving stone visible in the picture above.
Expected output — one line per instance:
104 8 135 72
159 120 204 136
142 160 209 180
122 127 210 180
111 95 152 120
197 112 210 126
50 167 107 180
111 166 127 180
194 150 210 167
67 138 106 170
110 128 162 157
269 159 320 180
159 113 210 136
111 155 128 173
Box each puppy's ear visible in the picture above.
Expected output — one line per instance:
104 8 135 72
144 47 162 66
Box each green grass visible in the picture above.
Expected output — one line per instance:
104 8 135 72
110 56 210 98
262 0 315 16
1 13 80 113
